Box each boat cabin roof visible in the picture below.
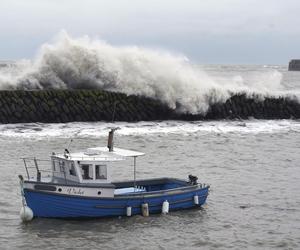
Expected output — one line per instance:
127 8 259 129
54 147 145 162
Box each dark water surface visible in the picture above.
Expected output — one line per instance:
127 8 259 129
0 120 299 249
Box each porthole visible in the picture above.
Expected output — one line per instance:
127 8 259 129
58 188 62 192
98 191 101 195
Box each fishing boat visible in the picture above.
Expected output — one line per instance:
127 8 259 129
18 128 210 221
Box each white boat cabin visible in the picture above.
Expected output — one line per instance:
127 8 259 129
51 147 145 185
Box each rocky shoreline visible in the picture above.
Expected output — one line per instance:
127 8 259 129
0 90 299 123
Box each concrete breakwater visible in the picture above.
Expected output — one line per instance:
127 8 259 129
0 90 299 124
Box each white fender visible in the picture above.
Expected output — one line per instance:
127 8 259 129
162 200 169 214
20 206 33 222
194 195 199 205
126 206 132 217
141 203 149 217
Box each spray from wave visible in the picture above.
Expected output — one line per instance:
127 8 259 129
0 31 291 114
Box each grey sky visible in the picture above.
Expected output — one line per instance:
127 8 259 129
0 0 300 64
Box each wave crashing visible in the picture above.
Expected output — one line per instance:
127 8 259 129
0 31 293 114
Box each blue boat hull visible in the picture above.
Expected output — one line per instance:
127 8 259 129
24 187 209 218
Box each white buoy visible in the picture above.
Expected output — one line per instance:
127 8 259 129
162 200 169 214
141 203 149 217
126 206 132 217
20 206 33 222
194 195 199 205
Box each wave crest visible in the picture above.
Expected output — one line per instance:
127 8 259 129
0 31 288 114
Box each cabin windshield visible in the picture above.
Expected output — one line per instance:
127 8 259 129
79 164 108 181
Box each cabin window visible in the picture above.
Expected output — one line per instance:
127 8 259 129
52 160 56 171
69 162 76 176
80 164 93 180
59 160 65 172
52 160 60 172
95 165 107 179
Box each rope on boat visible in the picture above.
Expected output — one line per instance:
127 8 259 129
18 175 26 207
18 175 33 222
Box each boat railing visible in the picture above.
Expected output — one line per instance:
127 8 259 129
21 157 67 183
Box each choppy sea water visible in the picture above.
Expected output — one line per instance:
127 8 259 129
0 119 300 249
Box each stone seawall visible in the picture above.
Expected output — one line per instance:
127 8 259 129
0 90 299 123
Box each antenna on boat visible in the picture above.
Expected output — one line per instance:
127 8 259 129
67 139 73 150
64 148 70 159
107 127 119 152
62 139 73 158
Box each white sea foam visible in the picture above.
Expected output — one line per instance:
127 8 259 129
0 120 299 139
0 31 295 114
